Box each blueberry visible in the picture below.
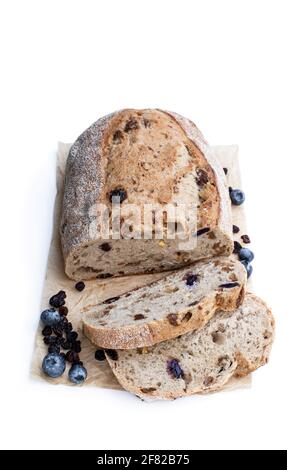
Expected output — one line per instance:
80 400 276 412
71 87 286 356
239 248 254 263
42 353 66 378
40 309 61 327
229 188 245 205
241 260 253 278
68 364 87 384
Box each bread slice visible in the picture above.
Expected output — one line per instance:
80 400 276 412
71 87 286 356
83 257 246 349
105 293 274 400
61 109 233 280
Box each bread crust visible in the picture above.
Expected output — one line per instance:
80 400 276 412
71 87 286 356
61 109 233 280
105 293 275 400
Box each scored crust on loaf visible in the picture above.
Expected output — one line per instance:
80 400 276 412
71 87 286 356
83 257 246 349
105 293 274 400
61 109 233 280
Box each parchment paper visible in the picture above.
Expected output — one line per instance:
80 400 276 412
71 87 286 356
30 144 252 392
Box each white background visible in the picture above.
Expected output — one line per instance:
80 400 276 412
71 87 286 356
0 0 286 450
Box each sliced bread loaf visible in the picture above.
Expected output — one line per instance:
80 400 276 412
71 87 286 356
105 293 274 400
61 109 233 280
83 257 246 349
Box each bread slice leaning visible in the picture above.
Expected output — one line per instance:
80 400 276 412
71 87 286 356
83 257 246 349
105 293 274 400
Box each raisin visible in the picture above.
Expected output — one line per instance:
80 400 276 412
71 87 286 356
67 331 78 342
167 359 184 379
184 274 199 287
196 169 209 187
99 243 112 252
96 273 112 279
108 188 127 204
203 376 214 387
95 350 106 361
62 341 72 350
113 130 124 143
48 344 60 354
167 314 178 326
72 341 82 353
58 306 68 316
64 322 73 333
134 314 145 320
241 234 251 244
223 167 228 175
52 324 64 337
233 241 242 254
195 227 210 236
105 349 118 361
104 296 120 304
124 118 139 132
43 335 58 345
75 281 85 292
65 350 80 363
232 225 240 234
42 326 52 337
219 282 240 288
49 291 66 308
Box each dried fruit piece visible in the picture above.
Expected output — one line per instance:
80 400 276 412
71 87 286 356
233 241 242 254
124 118 139 132
167 359 184 379
241 234 251 244
75 281 85 292
42 326 52 337
134 314 145 320
219 282 240 288
58 306 68 316
104 296 120 304
232 225 240 234
99 242 112 252
105 349 118 361
184 274 199 287
108 188 127 203
49 291 66 308
167 314 178 326
196 168 209 186
95 350 106 361
196 227 210 236
113 130 124 143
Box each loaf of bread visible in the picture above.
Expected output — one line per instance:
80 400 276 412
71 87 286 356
83 257 246 349
105 293 274 400
61 109 233 280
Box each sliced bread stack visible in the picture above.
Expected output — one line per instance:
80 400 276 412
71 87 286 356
62 109 274 399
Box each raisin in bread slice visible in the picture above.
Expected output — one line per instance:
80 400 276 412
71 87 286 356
83 257 246 349
105 293 274 400
61 109 233 280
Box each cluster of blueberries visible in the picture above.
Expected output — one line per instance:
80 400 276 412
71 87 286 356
41 289 87 384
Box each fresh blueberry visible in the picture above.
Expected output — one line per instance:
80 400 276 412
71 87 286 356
239 248 254 263
229 188 245 205
40 308 61 326
42 353 66 378
241 260 253 278
68 364 87 384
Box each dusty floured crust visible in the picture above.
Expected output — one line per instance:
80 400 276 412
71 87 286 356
61 109 233 280
83 257 247 349
105 293 275 400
